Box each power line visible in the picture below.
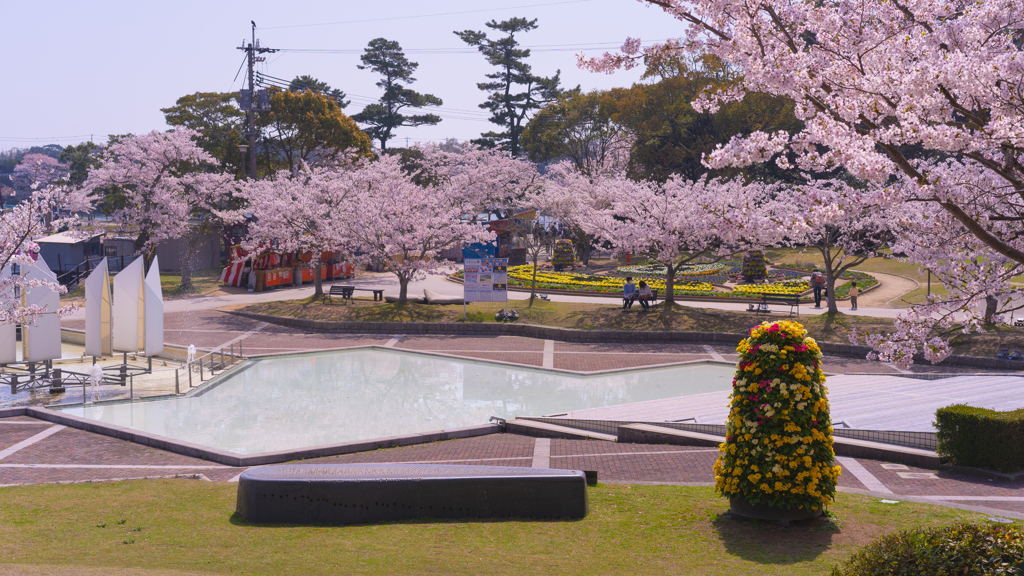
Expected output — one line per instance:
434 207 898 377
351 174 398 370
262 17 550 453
260 0 592 30
275 40 658 55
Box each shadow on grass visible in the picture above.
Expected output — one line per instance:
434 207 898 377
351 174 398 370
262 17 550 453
228 511 586 527
710 511 839 564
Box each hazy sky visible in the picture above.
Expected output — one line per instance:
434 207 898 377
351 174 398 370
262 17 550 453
1 0 685 151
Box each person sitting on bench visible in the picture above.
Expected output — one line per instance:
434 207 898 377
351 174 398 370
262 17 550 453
623 277 636 310
637 280 653 311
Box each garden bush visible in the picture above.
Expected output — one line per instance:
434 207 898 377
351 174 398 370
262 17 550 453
741 250 769 281
935 404 1024 473
713 320 841 511
831 522 1024 575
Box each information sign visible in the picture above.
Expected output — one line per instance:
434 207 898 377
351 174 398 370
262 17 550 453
463 258 508 303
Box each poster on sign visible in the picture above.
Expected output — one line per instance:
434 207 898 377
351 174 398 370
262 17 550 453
463 258 508 305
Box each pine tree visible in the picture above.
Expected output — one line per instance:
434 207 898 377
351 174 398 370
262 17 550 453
455 18 566 157
351 39 442 151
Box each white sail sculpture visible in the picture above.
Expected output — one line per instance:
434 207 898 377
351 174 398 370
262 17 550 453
23 256 62 362
112 256 163 356
0 267 16 364
84 258 113 358
143 255 163 356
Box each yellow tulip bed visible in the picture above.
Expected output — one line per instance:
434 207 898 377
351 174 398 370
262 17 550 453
505 265 714 294
732 280 808 296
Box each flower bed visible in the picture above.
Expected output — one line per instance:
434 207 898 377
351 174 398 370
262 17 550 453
732 280 809 296
615 263 726 277
503 265 715 295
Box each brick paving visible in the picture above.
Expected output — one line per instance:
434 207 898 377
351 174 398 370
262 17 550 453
5 309 1022 519
0 417 1020 517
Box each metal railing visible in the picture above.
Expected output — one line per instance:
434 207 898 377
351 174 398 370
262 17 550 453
56 254 141 291
174 342 247 395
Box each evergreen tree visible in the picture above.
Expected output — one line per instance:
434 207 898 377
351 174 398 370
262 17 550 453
455 18 566 157
352 38 442 151
289 75 350 109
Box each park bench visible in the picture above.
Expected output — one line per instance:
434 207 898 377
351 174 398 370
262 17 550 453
624 289 660 310
324 285 354 304
351 287 385 301
748 293 800 316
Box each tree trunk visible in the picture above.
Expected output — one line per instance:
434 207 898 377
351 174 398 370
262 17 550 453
177 232 203 293
665 263 676 306
313 262 323 297
824 267 838 315
985 295 998 324
529 258 539 302
398 276 409 302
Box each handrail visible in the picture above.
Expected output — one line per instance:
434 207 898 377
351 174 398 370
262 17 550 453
174 341 247 395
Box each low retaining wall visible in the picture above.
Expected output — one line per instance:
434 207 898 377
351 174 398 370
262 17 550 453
224 310 1024 371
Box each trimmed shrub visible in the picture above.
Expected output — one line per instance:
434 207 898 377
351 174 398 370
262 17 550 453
935 404 1024 473
831 522 1024 575
713 320 841 511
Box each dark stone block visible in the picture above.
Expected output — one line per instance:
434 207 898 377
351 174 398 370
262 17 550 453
236 463 588 524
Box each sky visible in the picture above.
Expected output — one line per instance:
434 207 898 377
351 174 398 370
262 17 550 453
0 0 686 152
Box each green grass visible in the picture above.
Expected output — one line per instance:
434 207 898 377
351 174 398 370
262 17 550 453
0 480 1001 576
159 268 224 298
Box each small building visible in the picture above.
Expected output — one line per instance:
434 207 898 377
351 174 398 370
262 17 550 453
36 231 103 276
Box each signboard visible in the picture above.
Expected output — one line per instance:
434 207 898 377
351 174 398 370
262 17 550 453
463 258 508 303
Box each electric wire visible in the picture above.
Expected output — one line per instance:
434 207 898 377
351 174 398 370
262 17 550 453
260 0 592 30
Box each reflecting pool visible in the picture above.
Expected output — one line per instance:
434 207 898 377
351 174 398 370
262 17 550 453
59 349 733 454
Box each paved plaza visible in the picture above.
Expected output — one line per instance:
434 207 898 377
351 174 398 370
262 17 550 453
0 308 1019 521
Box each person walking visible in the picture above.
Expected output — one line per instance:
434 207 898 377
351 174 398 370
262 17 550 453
811 270 825 308
637 280 653 311
623 277 637 311
849 281 859 311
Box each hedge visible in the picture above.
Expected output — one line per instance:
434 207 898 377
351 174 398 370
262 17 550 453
831 522 1024 575
935 404 1024 473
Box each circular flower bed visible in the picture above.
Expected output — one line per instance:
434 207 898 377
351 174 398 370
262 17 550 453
713 320 841 515
615 263 726 277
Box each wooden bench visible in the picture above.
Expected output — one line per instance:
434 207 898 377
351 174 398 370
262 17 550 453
625 289 660 310
324 285 354 304
352 287 385 301
748 293 800 316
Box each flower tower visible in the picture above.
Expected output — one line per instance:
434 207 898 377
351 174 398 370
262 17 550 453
713 320 841 520
741 250 768 282
552 239 575 271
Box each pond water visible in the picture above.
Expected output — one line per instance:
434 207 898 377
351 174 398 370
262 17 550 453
58 349 734 455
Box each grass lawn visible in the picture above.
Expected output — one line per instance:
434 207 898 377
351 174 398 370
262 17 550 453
160 268 224 298
0 480 998 576
238 297 1024 359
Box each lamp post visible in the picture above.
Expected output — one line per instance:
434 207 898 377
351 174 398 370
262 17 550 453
238 144 249 180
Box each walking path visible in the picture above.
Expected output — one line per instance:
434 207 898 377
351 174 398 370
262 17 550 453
64 268 913 321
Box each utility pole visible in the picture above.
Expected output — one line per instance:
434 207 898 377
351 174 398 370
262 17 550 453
238 21 277 180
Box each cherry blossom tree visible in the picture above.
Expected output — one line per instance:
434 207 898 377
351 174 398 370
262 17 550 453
768 180 898 315
12 154 66 201
581 0 1024 361
572 172 779 305
84 129 233 290
0 184 93 327
227 162 361 297
343 154 491 302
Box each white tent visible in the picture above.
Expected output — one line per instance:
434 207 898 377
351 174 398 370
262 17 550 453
143 255 163 356
112 256 163 355
23 256 61 362
84 258 112 358
0 267 16 364
112 256 144 353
